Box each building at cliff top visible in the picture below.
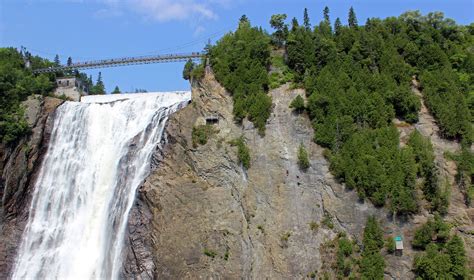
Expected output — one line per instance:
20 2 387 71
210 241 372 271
53 77 88 101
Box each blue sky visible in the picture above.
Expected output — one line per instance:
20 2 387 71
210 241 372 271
1 0 473 93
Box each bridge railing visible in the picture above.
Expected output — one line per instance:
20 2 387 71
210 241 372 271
32 52 204 74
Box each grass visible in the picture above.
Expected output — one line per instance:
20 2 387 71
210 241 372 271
203 248 217 258
322 213 334 229
229 136 251 169
309 221 319 231
192 124 216 147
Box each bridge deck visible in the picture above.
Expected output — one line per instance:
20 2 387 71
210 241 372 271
32 52 204 74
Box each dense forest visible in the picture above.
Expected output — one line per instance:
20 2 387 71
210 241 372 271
205 7 472 278
206 8 473 213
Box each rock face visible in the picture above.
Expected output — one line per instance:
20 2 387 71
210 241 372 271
0 95 63 279
124 73 426 279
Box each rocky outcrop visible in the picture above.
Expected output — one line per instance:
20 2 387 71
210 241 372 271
412 80 474 271
125 73 422 279
0 95 63 279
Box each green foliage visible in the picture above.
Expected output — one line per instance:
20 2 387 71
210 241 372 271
297 143 310 170
89 71 106 95
0 47 55 143
348 7 358 28
192 125 216 147
190 63 205 80
269 53 294 88
322 213 334 229
309 221 319 231
270 14 288 47
386 236 396 254
360 216 385 280
210 18 272 134
412 214 450 249
413 235 468 280
450 147 474 206
183 59 195 80
230 136 251 169
289 95 305 113
111 86 121 94
407 130 449 214
330 127 418 214
420 69 472 141
279 8 474 212
337 235 354 277
203 248 217 258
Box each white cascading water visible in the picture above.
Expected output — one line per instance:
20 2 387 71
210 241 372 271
12 91 191 280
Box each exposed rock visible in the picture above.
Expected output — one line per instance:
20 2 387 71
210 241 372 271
0 95 63 279
125 73 419 279
411 81 474 271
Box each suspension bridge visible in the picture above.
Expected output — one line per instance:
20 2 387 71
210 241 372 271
31 52 204 74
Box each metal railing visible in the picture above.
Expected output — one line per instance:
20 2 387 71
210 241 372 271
32 52 204 74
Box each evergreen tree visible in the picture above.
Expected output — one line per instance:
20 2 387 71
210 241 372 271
446 235 468 279
111 86 121 94
303 8 310 30
323 6 330 24
334 17 342 35
360 216 385 279
93 72 105 95
239 14 249 25
67 56 72 66
290 95 305 113
291 17 299 32
348 7 358 28
54 54 60 66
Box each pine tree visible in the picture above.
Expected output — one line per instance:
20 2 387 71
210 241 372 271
323 6 330 24
446 235 468 279
334 17 342 35
348 7 358 28
54 54 60 66
112 86 121 94
239 14 249 24
303 8 310 30
67 56 72 66
94 72 105 95
291 17 299 32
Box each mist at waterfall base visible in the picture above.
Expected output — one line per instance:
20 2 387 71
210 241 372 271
12 92 191 280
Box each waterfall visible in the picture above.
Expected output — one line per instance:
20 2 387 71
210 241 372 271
12 91 191 280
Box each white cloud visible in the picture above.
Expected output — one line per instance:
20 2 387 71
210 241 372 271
97 0 231 22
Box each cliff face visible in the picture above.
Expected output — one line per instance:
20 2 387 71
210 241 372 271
0 95 63 279
126 72 463 279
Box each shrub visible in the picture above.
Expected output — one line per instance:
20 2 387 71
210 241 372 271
203 248 217 258
412 214 450 249
230 136 251 169
322 213 334 229
192 125 216 147
386 236 396 254
289 95 305 113
297 143 310 170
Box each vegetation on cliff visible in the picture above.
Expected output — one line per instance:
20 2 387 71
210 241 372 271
209 16 272 135
205 7 473 215
0 48 55 143
281 7 471 214
412 216 468 279
0 47 112 144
